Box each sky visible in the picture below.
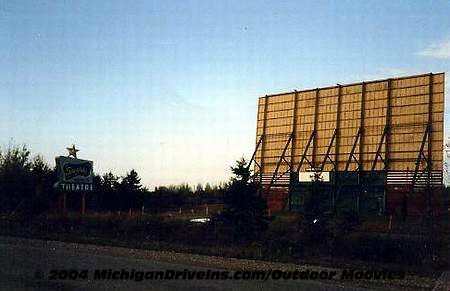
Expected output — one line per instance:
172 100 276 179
1 1 450 188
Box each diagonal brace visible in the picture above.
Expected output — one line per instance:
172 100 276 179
319 129 338 172
345 128 362 171
269 133 294 188
295 131 315 173
412 124 431 186
247 135 264 172
371 126 388 171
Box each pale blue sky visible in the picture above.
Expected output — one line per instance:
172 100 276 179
1 1 449 187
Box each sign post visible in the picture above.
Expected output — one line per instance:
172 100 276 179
63 193 67 214
81 193 86 215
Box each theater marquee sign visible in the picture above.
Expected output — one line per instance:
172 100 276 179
55 156 94 192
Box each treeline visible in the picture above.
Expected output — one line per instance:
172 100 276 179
0 144 53 215
93 173 227 212
0 144 227 215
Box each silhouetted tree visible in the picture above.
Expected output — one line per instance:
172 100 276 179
218 158 268 242
0 144 54 216
31 155 52 181
0 144 32 212
195 183 204 194
204 183 212 193
118 169 144 210
29 155 54 215
97 172 120 210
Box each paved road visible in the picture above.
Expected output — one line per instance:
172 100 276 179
0 237 373 291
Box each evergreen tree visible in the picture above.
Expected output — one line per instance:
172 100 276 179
204 183 212 193
0 144 54 216
98 172 120 210
219 158 268 242
29 155 54 215
31 155 52 181
118 169 144 210
0 144 33 212
121 169 142 193
195 183 204 194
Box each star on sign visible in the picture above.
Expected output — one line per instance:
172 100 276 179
66 144 79 158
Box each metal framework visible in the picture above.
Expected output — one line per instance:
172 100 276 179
319 129 337 172
344 128 362 172
248 135 264 170
268 133 293 188
411 124 431 187
371 126 388 171
295 131 316 173
252 72 444 214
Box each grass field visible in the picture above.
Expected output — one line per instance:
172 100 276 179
0 209 448 279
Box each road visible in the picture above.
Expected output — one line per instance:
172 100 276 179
0 237 377 290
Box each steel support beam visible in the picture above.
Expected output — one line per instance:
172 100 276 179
371 126 388 171
427 73 433 213
290 91 298 168
295 131 315 173
247 134 264 174
333 85 342 212
359 82 366 172
345 128 362 171
356 83 366 211
412 124 431 186
385 79 392 170
259 96 269 183
428 73 433 173
312 89 320 168
269 133 294 189
288 91 299 212
335 85 342 170
383 78 392 214
319 129 337 172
